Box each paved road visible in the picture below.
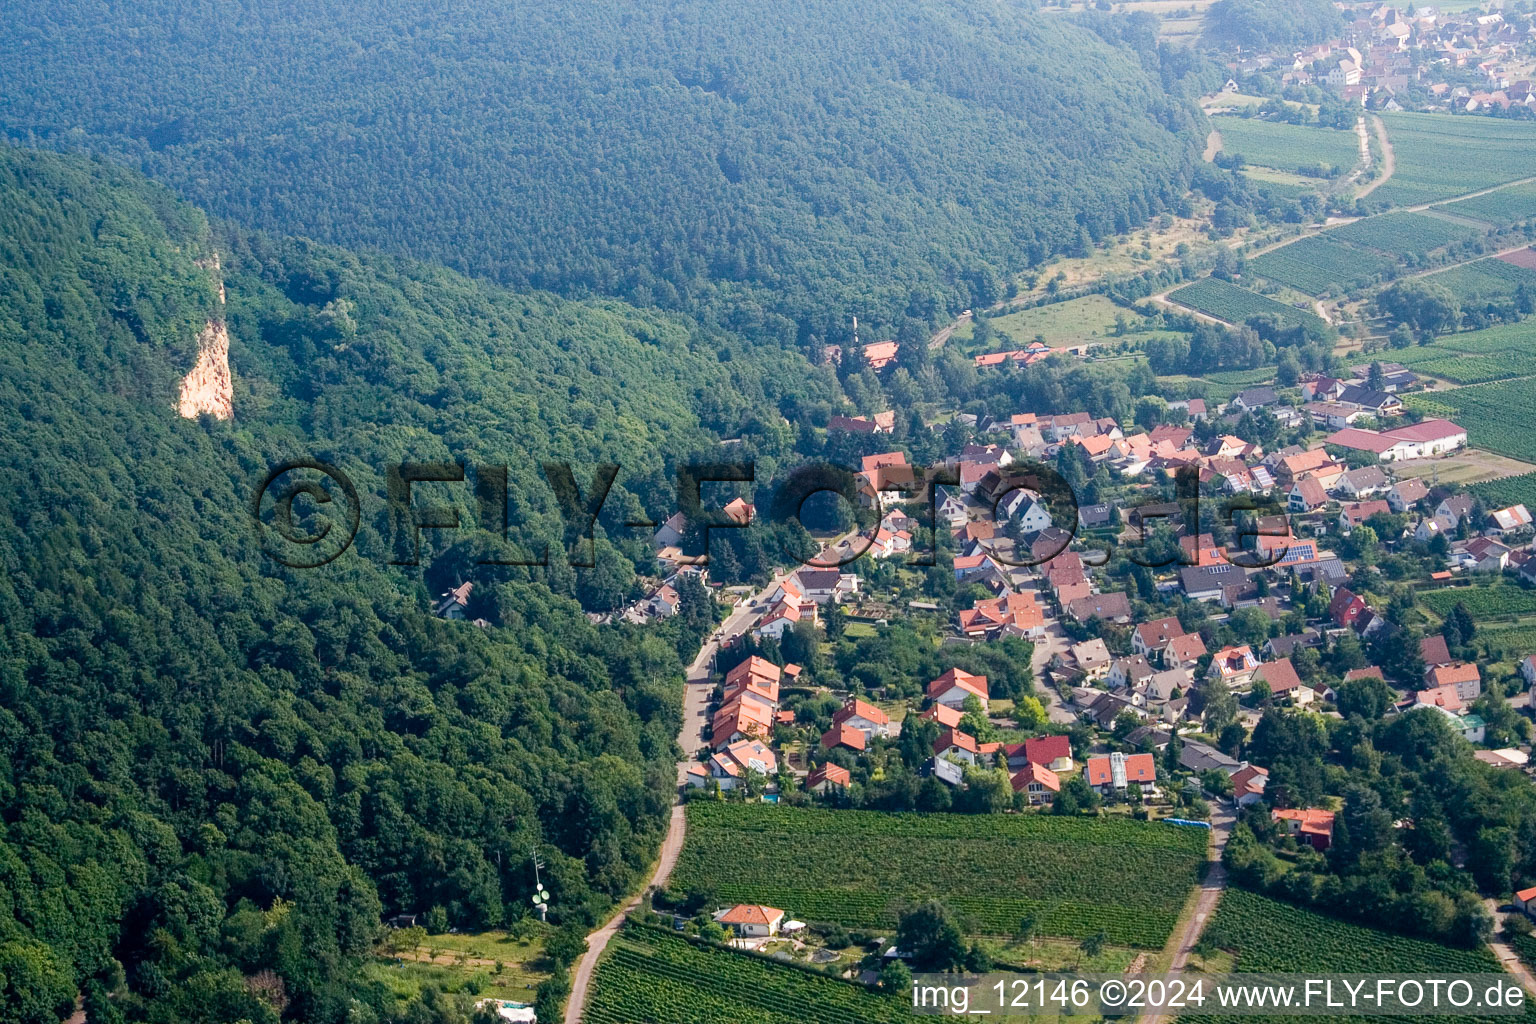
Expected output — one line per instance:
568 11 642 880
564 561 805 1023
1139 801 1236 1024
1029 604 1079 725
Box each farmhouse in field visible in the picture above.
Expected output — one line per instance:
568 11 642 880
715 904 785 938
1325 419 1467 461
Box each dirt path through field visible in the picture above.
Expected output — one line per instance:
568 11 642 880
1202 129 1221 162
1139 803 1235 1024
1355 116 1393 199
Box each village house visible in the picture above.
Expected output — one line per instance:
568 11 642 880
1462 536 1511 573
1207 645 1260 688
1106 654 1156 692
1388 477 1429 512
805 763 851 794
831 698 891 741
1274 808 1335 851
1006 734 1075 773
820 723 867 753
1065 591 1133 624
1289 475 1331 514
933 727 1001 766
1338 499 1392 535
704 738 779 791
1336 465 1391 498
1231 764 1269 807
1085 752 1157 797
958 590 1045 640
1133 615 1185 658
1063 638 1113 682
920 702 965 730
1487 504 1533 537
927 667 989 710
715 904 785 938
1254 658 1314 706
752 600 803 641
435 581 473 620
1010 762 1061 805
1163 631 1208 670
1427 661 1481 702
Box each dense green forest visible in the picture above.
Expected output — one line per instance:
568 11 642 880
0 0 1209 346
1203 0 1343 48
0 145 841 1023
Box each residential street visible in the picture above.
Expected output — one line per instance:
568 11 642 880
1029 596 1079 725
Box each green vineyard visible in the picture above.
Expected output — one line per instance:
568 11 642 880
587 925 909 1024
1182 888 1529 1024
1247 234 1395 296
673 803 1208 947
1440 181 1536 227
1372 113 1536 207
1421 584 1536 620
1473 472 1536 514
1421 257 1536 306
1327 211 1479 258
1405 380 1536 462
1393 320 1536 385
1167 278 1323 330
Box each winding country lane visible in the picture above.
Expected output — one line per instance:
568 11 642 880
563 556 821 1023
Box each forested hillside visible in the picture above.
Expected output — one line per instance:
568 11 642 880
0 146 834 1023
0 0 1208 344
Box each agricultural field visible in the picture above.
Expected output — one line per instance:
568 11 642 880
1246 234 1395 295
1439 181 1536 227
1479 625 1536 661
1372 113 1536 207
1154 373 1252 405
673 803 1208 947
1473 471 1536 513
1327 211 1480 258
1388 318 1536 384
586 924 908 1024
1167 277 1323 330
1182 888 1524 1024
1420 256 1536 306
1393 320 1536 373
955 294 1141 352
1421 584 1536 621
1406 379 1536 462
1213 116 1359 175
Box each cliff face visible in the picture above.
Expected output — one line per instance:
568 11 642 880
177 253 232 420
176 318 233 420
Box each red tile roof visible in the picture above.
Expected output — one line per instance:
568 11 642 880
1085 753 1156 786
833 698 890 728
1022 734 1072 765
927 667 989 702
718 904 784 926
806 763 851 789
821 724 867 751
1010 762 1061 793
